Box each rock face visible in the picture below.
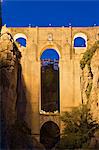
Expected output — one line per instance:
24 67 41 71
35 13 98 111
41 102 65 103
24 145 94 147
80 41 99 148
90 48 99 121
0 26 21 126
0 26 44 150
0 26 21 148
80 41 99 122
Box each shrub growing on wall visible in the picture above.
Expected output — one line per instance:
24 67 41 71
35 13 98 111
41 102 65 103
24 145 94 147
80 41 99 70
57 104 99 149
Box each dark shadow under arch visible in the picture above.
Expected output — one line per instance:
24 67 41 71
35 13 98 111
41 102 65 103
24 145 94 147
40 49 60 112
40 121 60 149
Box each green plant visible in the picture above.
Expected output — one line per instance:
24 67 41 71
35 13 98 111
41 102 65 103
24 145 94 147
57 104 99 149
80 41 99 101
85 82 92 99
80 41 99 70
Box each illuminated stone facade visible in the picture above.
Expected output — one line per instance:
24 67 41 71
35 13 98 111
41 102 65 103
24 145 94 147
6 26 99 140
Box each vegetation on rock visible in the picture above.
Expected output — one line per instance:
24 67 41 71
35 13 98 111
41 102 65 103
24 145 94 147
80 41 99 100
85 82 93 99
0 28 44 150
57 104 99 149
80 41 99 70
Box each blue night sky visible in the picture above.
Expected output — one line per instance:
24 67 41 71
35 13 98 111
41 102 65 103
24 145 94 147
41 49 59 60
1 0 99 27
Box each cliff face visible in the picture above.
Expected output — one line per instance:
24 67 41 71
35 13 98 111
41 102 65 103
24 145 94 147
80 41 99 122
90 47 99 121
0 26 21 126
0 26 21 148
0 26 44 150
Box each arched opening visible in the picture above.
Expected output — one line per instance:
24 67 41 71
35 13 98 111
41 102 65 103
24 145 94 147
14 33 27 47
40 121 60 149
16 37 26 47
74 37 86 47
40 48 60 112
73 33 87 48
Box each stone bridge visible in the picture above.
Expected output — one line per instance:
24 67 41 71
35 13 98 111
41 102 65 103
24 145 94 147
7 26 99 140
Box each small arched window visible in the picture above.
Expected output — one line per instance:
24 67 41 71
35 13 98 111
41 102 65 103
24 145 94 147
74 37 86 47
14 33 27 47
73 33 87 48
16 37 26 47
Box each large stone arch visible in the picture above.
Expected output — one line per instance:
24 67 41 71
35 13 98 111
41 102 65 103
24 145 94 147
39 47 60 113
40 121 60 149
38 43 62 61
40 113 60 129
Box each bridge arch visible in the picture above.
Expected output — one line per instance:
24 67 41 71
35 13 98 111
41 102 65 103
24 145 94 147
40 48 60 113
40 48 60 60
40 121 60 149
39 44 61 61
